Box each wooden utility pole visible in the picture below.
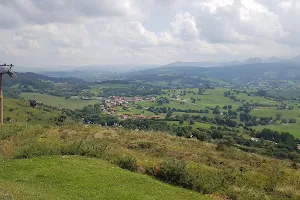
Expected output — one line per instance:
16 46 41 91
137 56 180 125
0 63 15 125
0 74 3 124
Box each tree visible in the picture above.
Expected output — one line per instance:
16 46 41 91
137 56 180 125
191 98 196 103
289 118 296 123
281 118 287 124
166 112 173 118
256 89 268 97
189 119 195 125
276 113 282 120
136 105 143 109
162 107 168 113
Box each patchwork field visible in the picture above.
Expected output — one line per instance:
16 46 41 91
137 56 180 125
17 85 300 138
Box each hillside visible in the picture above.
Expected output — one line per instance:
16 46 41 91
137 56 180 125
3 98 71 125
0 123 299 200
3 72 84 87
0 156 211 200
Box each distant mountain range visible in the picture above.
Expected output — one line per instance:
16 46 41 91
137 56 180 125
164 55 300 68
129 56 300 81
7 55 300 82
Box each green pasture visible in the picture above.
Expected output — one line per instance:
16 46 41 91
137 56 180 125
268 89 300 98
172 112 215 118
236 93 278 105
20 93 99 110
168 121 212 129
118 107 157 117
89 84 130 89
164 88 242 109
254 124 300 139
251 107 300 118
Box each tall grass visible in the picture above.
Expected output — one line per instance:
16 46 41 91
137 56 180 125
0 123 299 200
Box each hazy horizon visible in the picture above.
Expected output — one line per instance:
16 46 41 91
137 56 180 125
1 0 300 68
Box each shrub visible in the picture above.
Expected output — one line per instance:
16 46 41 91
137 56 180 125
216 136 235 151
128 140 153 149
13 142 60 159
227 188 267 200
0 124 27 140
115 156 138 172
154 158 190 187
61 141 109 158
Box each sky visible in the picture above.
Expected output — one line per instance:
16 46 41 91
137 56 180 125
0 0 300 68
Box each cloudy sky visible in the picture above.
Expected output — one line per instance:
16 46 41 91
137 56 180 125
0 0 300 68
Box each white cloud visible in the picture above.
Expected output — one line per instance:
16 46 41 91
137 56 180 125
171 12 199 41
196 0 288 44
0 0 299 67
277 1 293 11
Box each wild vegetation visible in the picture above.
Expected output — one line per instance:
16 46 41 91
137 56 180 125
0 123 299 200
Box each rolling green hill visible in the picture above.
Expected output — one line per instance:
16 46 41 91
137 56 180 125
3 98 71 125
20 93 99 110
0 156 211 200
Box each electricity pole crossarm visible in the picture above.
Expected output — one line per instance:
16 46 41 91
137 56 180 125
0 63 15 124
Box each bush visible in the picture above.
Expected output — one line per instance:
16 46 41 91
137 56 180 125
14 142 60 159
128 140 153 149
0 124 27 140
115 156 138 172
216 136 235 151
154 158 190 187
61 141 109 158
227 188 267 200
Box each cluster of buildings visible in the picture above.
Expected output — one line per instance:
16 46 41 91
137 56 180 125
99 96 157 118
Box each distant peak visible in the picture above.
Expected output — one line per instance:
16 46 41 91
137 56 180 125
291 55 300 61
244 57 263 64
265 56 283 63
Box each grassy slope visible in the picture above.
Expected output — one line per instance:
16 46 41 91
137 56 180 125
1 124 299 200
0 156 211 200
3 98 68 125
20 93 99 110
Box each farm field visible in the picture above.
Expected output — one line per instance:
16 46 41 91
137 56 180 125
17 84 300 138
164 88 242 109
167 121 212 129
118 107 159 117
0 156 212 200
101 86 300 138
251 107 300 118
254 124 300 139
20 93 99 110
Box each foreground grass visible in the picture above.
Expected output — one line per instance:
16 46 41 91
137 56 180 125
0 156 211 200
1 123 299 200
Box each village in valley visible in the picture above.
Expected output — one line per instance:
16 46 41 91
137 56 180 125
99 96 163 120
